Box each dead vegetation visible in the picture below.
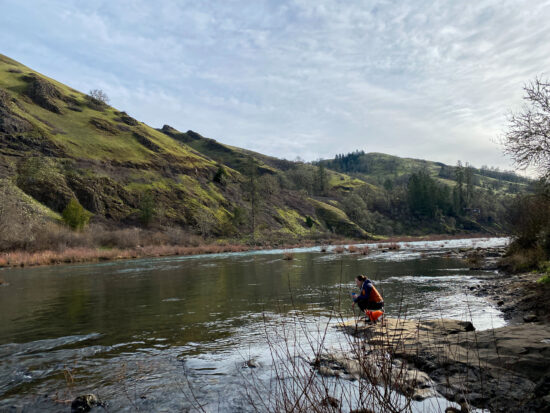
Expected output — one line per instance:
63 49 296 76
282 251 295 260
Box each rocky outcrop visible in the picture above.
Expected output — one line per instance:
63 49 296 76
17 172 75 213
115 111 139 126
66 174 136 220
337 317 550 412
89 117 119 134
23 74 64 114
133 131 162 153
0 89 34 135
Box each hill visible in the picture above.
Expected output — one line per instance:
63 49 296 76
0 54 530 253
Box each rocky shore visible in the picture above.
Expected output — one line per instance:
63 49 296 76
320 247 550 412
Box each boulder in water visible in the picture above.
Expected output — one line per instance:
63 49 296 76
71 394 101 412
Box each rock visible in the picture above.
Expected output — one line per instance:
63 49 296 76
318 366 339 377
65 174 135 219
71 394 101 413
534 374 550 397
497 300 504 306
523 314 538 323
243 358 260 368
23 74 64 114
133 131 162 152
321 396 340 408
115 111 139 126
89 117 119 134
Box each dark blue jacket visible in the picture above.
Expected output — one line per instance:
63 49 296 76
354 279 374 304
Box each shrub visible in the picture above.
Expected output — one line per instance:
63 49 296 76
86 89 109 111
282 251 294 260
360 246 370 255
139 191 156 226
62 198 91 230
213 166 227 185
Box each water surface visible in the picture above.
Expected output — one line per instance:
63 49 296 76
0 237 507 411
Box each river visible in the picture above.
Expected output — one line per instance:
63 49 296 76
0 237 508 412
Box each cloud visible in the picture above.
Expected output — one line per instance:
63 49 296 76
1 0 550 172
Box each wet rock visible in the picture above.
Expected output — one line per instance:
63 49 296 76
523 314 538 323
321 396 340 408
71 394 101 412
497 300 504 306
534 374 550 397
243 358 260 368
466 392 489 405
318 366 339 377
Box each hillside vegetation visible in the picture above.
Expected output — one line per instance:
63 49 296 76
0 54 531 254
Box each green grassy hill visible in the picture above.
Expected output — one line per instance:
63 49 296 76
0 54 368 244
0 54 530 250
320 151 530 193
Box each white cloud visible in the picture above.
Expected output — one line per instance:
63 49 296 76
2 0 550 173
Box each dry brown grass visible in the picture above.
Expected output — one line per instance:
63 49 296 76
0 244 252 268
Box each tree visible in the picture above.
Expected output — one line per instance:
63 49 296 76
213 165 227 185
314 163 328 195
139 190 156 226
62 198 91 230
453 161 465 215
503 77 550 179
88 89 110 104
195 208 215 237
500 78 550 271
243 157 260 241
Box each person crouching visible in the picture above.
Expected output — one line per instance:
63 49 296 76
352 275 384 322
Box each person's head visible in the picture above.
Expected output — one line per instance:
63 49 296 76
356 275 366 287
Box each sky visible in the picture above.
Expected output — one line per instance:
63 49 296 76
2 0 550 172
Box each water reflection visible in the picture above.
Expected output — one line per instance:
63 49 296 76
0 238 507 411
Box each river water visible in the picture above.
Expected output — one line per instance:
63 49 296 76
0 238 508 412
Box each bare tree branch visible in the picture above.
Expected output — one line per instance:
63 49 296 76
502 77 550 179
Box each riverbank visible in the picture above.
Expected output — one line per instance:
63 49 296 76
0 233 494 269
330 250 550 412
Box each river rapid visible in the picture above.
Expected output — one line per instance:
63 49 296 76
0 237 508 412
